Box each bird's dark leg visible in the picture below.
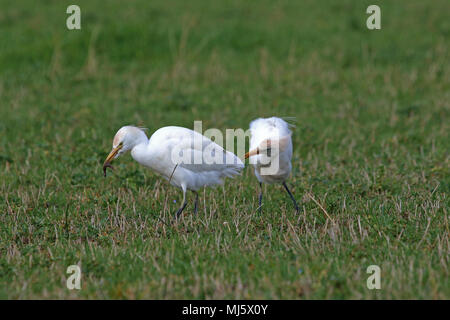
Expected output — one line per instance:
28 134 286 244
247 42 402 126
193 191 199 215
175 188 188 220
175 201 188 219
258 182 263 213
282 182 299 214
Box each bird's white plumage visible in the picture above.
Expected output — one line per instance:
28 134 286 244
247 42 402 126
133 126 244 191
249 117 293 184
111 126 244 193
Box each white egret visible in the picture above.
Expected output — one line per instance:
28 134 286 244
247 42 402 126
103 125 244 219
245 117 299 213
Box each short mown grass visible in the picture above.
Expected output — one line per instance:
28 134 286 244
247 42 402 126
0 0 448 299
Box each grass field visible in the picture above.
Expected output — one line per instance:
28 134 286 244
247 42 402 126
0 0 449 299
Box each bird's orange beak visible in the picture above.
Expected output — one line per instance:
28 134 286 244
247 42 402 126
245 139 273 159
103 144 122 177
244 148 259 159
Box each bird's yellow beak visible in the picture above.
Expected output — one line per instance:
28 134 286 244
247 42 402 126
245 138 276 159
244 148 259 159
103 144 122 176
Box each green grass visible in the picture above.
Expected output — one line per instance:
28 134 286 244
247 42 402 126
0 0 449 299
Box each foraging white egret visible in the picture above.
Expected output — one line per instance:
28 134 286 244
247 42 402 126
245 117 299 213
103 125 244 218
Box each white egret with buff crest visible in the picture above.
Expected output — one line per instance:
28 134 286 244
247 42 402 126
103 125 244 219
245 117 299 213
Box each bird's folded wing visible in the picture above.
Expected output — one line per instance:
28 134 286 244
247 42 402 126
150 126 243 174
163 137 243 173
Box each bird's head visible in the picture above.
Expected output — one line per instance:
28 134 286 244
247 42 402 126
103 126 148 176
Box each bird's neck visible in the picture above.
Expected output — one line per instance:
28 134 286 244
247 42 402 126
130 140 151 167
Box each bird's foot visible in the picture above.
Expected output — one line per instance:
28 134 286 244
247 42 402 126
174 201 188 221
